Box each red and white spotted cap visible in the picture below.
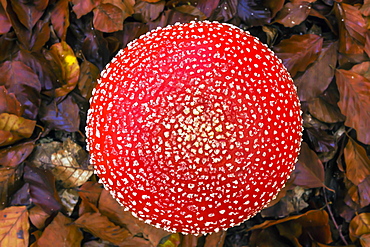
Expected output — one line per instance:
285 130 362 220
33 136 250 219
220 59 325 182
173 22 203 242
86 21 302 235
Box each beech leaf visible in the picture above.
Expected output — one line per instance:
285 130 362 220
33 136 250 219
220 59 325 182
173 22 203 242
0 113 36 147
51 0 70 41
273 34 323 77
35 212 83 247
74 212 132 245
344 137 370 186
50 41 80 97
349 213 370 243
0 86 22 116
0 206 29 246
335 69 370 144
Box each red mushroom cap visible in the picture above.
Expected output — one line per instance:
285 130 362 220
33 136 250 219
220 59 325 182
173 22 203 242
86 21 302 235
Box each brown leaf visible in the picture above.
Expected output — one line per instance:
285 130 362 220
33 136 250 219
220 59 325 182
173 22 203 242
275 1 312 28
29 205 51 230
10 0 47 30
307 97 345 124
209 0 237 22
196 0 220 18
78 181 103 215
98 189 170 246
0 113 36 147
35 212 83 247
72 0 100 19
39 95 81 132
93 4 123 32
358 176 370 208
0 60 41 119
294 41 337 102
51 0 70 40
59 189 80 216
204 231 226 247
273 34 323 77
263 0 284 18
0 86 22 116
51 139 93 188
50 42 80 97
78 59 100 99
0 206 29 246
0 3 11 34
349 213 370 243
74 212 131 245
344 137 370 186
292 142 325 188
134 0 165 23
0 142 34 208
335 3 367 55
335 69 370 145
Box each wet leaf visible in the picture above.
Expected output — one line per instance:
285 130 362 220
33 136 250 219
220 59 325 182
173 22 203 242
0 60 41 119
51 0 70 41
34 212 83 247
292 142 325 188
263 0 284 18
273 34 323 77
344 137 370 186
294 41 337 102
0 113 36 147
133 0 165 23
49 42 80 97
39 96 80 132
24 164 62 215
349 213 370 243
335 3 367 55
0 206 29 246
0 86 22 116
335 69 370 145
74 212 131 245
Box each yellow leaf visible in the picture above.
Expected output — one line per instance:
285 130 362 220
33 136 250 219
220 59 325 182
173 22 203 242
50 41 80 97
0 113 36 146
0 206 29 247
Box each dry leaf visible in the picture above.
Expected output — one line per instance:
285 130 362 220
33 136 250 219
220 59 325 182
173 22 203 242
336 69 370 145
49 41 80 97
344 137 370 186
273 34 323 77
0 86 22 116
0 206 29 246
275 1 312 28
35 212 83 247
74 212 131 245
0 113 36 147
349 213 370 243
29 205 51 230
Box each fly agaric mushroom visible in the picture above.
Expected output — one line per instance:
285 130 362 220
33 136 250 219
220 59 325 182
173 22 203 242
86 21 302 235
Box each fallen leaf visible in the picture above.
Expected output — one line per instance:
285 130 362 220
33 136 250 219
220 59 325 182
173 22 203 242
349 213 370 243
0 206 29 246
78 58 100 99
0 4 11 34
307 97 345 124
71 0 100 19
74 212 131 245
335 69 370 144
275 1 311 28
0 86 22 118
273 34 323 77
292 142 325 188
49 41 80 97
29 205 51 230
0 113 36 147
51 0 70 40
344 137 370 186
0 60 42 119
93 4 124 32
204 231 226 247
294 41 337 101
237 0 271 27
34 212 83 247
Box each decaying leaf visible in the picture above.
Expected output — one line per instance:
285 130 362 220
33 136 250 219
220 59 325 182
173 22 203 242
74 212 132 245
273 34 323 77
0 206 29 246
275 1 312 28
0 86 22 116
77 59 100 99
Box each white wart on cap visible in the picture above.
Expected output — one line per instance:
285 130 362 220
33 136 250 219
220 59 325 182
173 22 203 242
86 21 303 235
